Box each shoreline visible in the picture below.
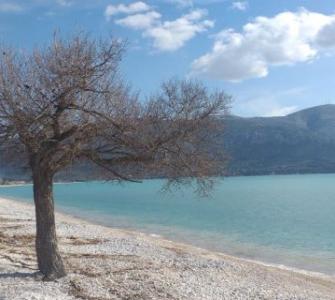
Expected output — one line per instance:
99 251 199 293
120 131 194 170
4 194 335 280
1 197 335 299
59 206 335 280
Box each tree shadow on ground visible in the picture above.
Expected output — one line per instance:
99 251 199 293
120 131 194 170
0 271 40 279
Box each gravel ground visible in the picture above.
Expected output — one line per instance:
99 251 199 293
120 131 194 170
0 197 334 300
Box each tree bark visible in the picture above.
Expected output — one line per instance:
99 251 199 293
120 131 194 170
32 163 66 280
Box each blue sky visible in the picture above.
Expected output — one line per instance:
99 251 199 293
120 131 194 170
1 0 335 117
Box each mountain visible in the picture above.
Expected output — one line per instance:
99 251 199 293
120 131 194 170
2 104 335 181
222 104 335 175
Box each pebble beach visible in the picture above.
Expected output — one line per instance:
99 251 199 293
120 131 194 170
0 197 334 300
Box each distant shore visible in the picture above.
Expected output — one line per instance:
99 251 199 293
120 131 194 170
0 197 335 299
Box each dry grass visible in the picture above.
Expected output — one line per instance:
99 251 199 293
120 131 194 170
66 236 107 246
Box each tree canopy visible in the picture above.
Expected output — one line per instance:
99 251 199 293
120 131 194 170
0 33 229 279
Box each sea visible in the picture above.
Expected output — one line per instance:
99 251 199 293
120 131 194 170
0 174 334 275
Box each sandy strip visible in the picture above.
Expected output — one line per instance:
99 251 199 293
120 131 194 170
0 197 334 300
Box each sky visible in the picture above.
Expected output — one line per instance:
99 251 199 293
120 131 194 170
0 0 335 117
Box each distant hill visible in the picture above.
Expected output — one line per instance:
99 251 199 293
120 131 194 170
222 104 335 175
2 104 335 180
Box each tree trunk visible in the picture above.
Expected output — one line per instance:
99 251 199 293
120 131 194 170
32 164 66 280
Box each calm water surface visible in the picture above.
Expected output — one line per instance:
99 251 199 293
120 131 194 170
0 174 334 275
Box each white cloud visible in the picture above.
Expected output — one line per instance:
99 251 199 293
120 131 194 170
105 1 151 20
234 87 306 117
145 10 214 51
232 1 248 11
265 105 298 117
0 2 23 13
116 11 161 30
113 7 213 51
56 0 72 6
316 20 335 48
235 97 298 117
192 9 335 82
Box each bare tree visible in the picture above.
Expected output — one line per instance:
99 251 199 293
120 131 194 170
0 33 228 280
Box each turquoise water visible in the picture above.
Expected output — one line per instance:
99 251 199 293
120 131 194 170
0 174 335 275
